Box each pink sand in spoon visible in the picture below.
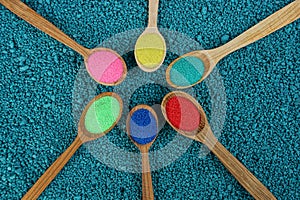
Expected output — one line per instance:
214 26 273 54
86 50 124 84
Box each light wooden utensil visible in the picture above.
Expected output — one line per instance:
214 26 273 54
22 92 123 200
166 0 300 88
0 0 127 86
127 105 158 200
134 0 166 72
161 91 276 200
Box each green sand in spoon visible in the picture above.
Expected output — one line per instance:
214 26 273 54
169 56 205 87
84 96 120 134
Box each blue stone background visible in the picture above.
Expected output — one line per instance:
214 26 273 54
0 0 299 199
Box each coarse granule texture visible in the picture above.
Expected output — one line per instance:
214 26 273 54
0 0 299 199
86 50 124 84
135 33 166 69
129 108 157 145
169 56 205 87
165 96 201 132
84 96 120 134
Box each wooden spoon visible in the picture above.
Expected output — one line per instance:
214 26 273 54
127 105 158 200
161 91 276 200
0 0 127 86
134 0 166 72
22 92 123 200
166 0 300 88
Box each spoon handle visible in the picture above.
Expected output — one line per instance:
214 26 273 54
148 0 159 28
0 0 90 57
22 136 83 200
211 0 300 62
142 152 154 200
202 133 276 200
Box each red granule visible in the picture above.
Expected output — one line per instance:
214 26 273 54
165 96 200 131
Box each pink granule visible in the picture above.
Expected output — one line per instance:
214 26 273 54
86 50 124 84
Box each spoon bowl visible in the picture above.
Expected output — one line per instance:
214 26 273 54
166 50 213 89
134 0 166 72
166 0 300 88
127 105 158 151
127 105 158 200
161 91 276 200
78 92 123 141
23 92 123 200
84 48 127 86
0 0 127 86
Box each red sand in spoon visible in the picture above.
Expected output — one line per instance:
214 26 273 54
165 96 201 131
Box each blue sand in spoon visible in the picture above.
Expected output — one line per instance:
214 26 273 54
130 108 157 145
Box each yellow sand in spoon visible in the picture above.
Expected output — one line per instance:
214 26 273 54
135 32 166 71
135 0 166 72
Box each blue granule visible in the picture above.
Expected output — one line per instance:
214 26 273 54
129 108 157 145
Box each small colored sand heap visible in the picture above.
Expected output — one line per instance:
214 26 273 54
165 95 201 131
84 96 121 134
86 50 125 84
135 33 166 71
129 108 158 145
169 56 205 87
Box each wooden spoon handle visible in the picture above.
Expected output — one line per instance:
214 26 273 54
22 136 83 200
203 134 276 200
148 0 159 28
211 0 300 62
142 152 154 200
0 0 90 57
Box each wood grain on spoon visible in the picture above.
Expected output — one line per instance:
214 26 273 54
201 130 276 200
209 0 300 64
134 0 166 72
0 0 128 86
127 105 158 200
148 0 159 28
22 135 83 200
142 148 154 200
22 92 123 200
166 0 300 88
161 91 277 200
0 0 90 57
